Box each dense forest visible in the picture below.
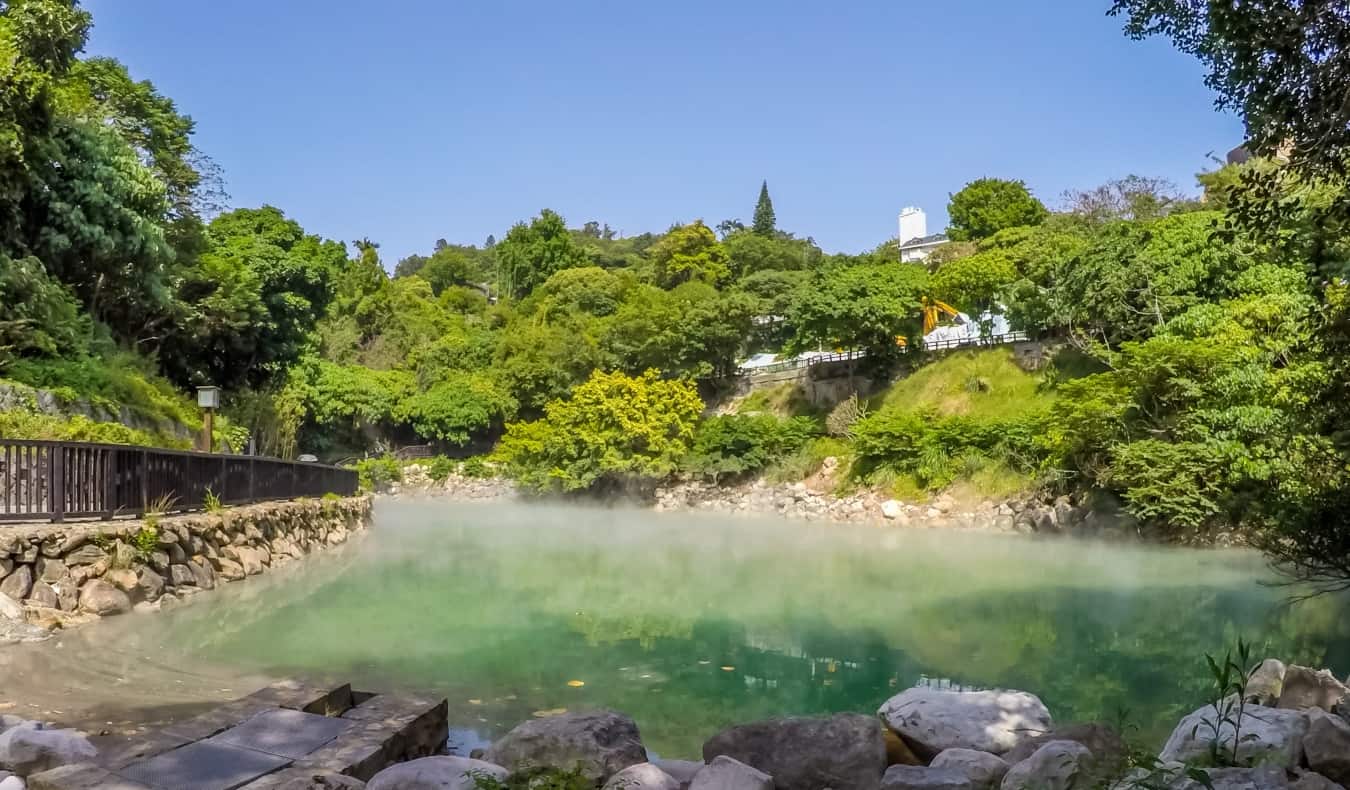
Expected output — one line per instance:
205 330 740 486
1 0 1348 591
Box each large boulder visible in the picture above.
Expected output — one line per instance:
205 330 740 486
999 741 1093 790
702 713 885 790
1169 766 1292 790
0 566 32 602
367 756 506 790
879 766 970 790
0 727 97 777
77 580 131 616
1279 666 1349 712
653 760 704 790
1291 770 1346 790
930 749 1008 790
603 763 681 790
1001 722 1126 771
689 756 773 790
1305 709 1350 785
483 711 645 785
877 688 1052 758
1159 704 1307 768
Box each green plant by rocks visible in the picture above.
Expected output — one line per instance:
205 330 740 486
427 455 457 483
460 456 493 479
354 456 402 491
203 488 223 513
683 414 818 483
825 393 867 438
1197 638 1255 768
131 526 158 560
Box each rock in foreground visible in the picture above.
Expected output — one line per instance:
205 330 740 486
0 726 97 777
877 688 1052 758
367 755 506 790
484 710 645 785
689 756 773 790
999 740 1093 790
880 765 971 790
929 748 1009 790
603 763 681 790
1159 704 1307 768
702 713 885 790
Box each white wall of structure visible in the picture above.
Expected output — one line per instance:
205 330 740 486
898 207 927 243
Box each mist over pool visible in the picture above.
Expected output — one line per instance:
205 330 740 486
8 499 1349 757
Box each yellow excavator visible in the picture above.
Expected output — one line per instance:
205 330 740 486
895 298 961 348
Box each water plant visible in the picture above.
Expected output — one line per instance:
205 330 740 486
1195 638 1255 767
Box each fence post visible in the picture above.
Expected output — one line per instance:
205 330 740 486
50 444 65 523
248 458 256 502
140 449 149 515
220 454 228 502
102 449 114 521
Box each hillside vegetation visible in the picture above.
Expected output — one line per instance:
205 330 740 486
1 0 1349 589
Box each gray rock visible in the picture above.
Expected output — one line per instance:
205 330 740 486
653 760 704 790
0 567 32 602
604 763 681 790
689 756 773 790
168 564 196 588
999 740 1092 790
1246 659 1287 707
484 710 645 785
33 559 65 584
1292 769 1346 790
77 580 131 616
0 594 23 621
135 569 164 602
1279 666 1349 712
23 583 57 610
1305 709 1350 785
880 766 971 790
1159 703 1307 768
1001 722 1126 770
188 561 215 591
0 727 97 777
0 775 21 790
703 713 884 790
877 688 1052 758
930 749 1008 790
62 546 106 566
1171 766 1292 790
367 756 506 790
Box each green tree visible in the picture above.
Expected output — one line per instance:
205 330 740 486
786 262 929 363
0 255 88 365
495 369 703 493
647 220 730 288
753 180 776 236
495 209 590 298
604 282 753 380
723 230 823 278
947 178 1048 241
396 371 515 446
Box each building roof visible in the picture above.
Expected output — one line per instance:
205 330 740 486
900 233 948 249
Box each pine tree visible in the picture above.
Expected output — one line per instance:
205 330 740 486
753 180 776 236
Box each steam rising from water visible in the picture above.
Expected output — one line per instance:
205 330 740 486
3 500 1346 755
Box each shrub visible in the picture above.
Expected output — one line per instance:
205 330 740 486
460 456 493 479
495 369 703 493
426 456 457 483
851 408 1049 491
825 393 867 438
354 456 402 491
683 414 818 482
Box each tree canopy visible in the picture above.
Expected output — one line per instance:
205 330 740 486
947 178 1049 241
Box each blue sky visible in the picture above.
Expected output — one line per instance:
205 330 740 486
83 0 1241 263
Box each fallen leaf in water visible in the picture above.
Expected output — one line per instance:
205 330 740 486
532 708 568 718
721 666 735 672
468 699 482 706
566 680 585 687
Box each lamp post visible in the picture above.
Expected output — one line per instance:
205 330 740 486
197 386 220 453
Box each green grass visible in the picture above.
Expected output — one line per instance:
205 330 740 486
870 347 1055 420
0 409 188 448
2 352 202 431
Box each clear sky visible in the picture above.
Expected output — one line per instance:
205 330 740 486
83 0 1241 263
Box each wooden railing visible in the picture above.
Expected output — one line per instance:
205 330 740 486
0 440 358 523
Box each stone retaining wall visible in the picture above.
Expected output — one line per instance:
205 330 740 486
0 495 372 641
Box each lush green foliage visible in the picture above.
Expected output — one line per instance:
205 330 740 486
495 370 703 492
946 178 1048 241
786 263 928 362
683 414 818 482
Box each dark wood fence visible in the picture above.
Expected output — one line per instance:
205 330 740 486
0 440 358 523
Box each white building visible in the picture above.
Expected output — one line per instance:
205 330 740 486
897 207 948 263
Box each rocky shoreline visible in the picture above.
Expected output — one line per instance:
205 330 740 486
396 467 1123 538
5 655 1339 789
0 496 372 645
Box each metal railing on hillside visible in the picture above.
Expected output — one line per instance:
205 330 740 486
739 331 1031 377
0 440 357 523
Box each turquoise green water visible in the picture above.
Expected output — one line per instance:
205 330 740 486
80 501 1350 757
